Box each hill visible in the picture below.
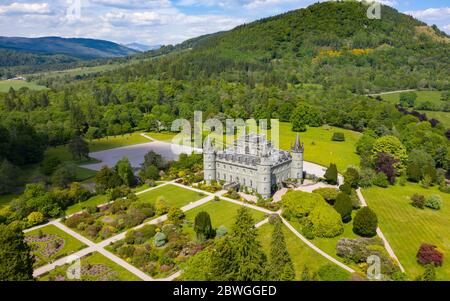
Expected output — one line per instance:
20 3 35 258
126 1 449 93
0 36 138 59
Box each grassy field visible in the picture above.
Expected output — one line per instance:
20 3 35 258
362 183 450 280
38 252 141 281
137 184 206 208
25 225 87 268
183 199 267 235
65 194 108 215
258 222 349 280
0 80 47 93
419 110 450 129
89 132 150 152
146 131 178 142
273 123 361 171
380 90 445 106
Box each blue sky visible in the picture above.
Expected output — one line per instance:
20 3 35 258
0 0 449 45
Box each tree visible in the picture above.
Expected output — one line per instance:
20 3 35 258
51 165 75 188
210 207 267 280
167 207 185 225
95 166 122 193
0 222 34 280
182 248 213 281
68 135 89 161
268 217 295 280
406 149 436 183
334 193 353 223
0 160 20 194
155 196 169 215
115 157 136 187
344 167 359 188
39 156 61 176
324 163 338 185
375 153 397 184
194 211 215 241
332 132 345 141
85 127 101 142
371 135 407 171
353 207 378 237
142 150 167 170
139 165 160 182
399 92 417 108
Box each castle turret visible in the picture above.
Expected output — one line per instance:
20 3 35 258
257 152 272 199
290 133 304 181
203 136 216 184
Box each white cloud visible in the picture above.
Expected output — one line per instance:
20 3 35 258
91 0 172 9
0 2 52 15
405 7 450 21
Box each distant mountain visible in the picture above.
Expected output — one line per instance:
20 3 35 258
0 36 138 60
124 43 161 52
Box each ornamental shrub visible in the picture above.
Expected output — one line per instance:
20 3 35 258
313 188 340 205
194 211 215 240
425 195 443 210
373 172 389 188
215 225 228 237
167 207 185 225
154 232 167 247
415 265 436 281
411 194 426 209
339 183 352 195
353 207 378 237
324 163 338 185
308 204 344 238
416 243 444 267
344 167 359 188
27 212 44 226
334 193 353 223
281 191 323 219
332 132 345 142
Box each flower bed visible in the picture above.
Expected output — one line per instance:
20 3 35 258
108 223 204 279
64 197 156 242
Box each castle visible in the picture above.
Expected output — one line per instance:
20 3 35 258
203 131 304 199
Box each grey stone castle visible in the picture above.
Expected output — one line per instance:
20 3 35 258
203 131 304 199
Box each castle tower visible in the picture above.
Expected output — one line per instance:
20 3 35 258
290 133 304 181
257 152 272 199
203 136 216 184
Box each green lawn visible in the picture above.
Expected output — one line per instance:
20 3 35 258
25 225 87 268
362 183 450 280
65 194 108 215
0 80 47 93
89 132 150 152
258 222 349 280
273 123 361 172
146 131 178 142
137 184 206 208
419 110 450 129
183 199 267 236
381 90 445 106
38 252 141 281
289 216 362 273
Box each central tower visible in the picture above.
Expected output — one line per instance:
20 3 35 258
290 133 304 181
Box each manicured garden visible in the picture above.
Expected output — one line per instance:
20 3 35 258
65 194 108 216
362 183 450 280
25 225 87 268
38 252 141 281
137 184 206 208
183 199 267 237
257 222 349 281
